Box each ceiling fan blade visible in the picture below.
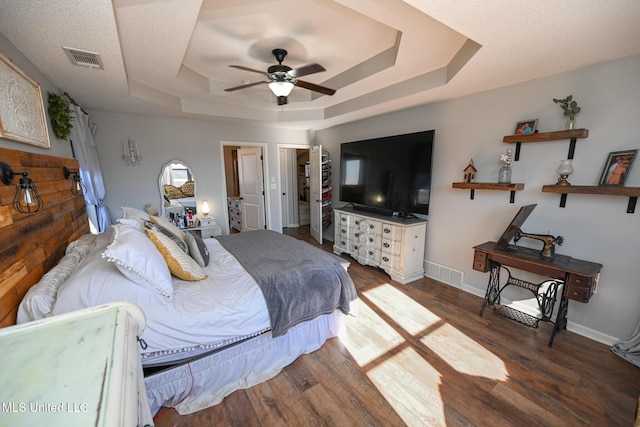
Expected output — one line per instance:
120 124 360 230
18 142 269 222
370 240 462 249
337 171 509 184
229 65 269 76
224 81 268 92
288 63 325 78
295 80 336 96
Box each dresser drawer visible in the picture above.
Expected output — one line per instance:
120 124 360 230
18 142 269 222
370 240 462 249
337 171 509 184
473 251 489 272
565 275 596 302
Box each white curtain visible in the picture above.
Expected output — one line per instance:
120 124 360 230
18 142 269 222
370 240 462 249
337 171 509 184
612 319 640 368
69 104 112 232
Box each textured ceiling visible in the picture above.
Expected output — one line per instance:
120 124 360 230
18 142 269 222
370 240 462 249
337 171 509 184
0 0 639 130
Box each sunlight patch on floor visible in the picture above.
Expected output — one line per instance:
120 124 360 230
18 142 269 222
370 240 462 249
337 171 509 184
359 283 508 381
420 323 508 381
340 297 405 366
363 284 442 334
367 347 445 426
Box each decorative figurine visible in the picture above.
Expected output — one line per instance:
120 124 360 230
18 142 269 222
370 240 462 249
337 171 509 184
464 158 477 183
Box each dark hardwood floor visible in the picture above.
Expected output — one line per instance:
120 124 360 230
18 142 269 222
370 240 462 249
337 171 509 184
154 226 640 426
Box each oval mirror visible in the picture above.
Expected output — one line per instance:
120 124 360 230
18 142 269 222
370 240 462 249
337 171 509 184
159 160 197 217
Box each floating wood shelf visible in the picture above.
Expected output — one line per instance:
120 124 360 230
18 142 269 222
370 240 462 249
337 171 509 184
503 129 589 161
542 184 640 213
452 182 525 203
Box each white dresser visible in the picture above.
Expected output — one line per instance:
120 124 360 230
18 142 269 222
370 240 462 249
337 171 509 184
228 196 242 231
0 302 153 427
333 207 427 284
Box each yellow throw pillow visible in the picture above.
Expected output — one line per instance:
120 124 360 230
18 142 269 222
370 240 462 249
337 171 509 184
145 228 207 281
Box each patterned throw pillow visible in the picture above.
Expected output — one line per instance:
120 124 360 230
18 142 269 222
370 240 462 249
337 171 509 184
144 220 188 253
145 227 207 281
150 215 186 240
183 232 210 267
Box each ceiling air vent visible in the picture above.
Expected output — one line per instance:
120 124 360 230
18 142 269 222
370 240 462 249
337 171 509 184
63 47 104 69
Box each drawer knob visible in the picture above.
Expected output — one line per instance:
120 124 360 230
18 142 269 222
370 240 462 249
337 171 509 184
384 243 390 248
383 256 389 262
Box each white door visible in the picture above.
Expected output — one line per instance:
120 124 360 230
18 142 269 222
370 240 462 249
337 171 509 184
237 147 266 231
309 145 322 244
279 148 290 228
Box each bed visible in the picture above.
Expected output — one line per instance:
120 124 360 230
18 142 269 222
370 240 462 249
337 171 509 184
17 206 358 415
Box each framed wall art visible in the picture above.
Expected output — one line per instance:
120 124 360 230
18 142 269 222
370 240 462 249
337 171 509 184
0 50 50 148
514 119 538 135
598 149 638 186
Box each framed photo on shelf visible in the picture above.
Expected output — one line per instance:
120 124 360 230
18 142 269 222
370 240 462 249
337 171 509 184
514 119 538 135
598 149 638 186
0 50 50 148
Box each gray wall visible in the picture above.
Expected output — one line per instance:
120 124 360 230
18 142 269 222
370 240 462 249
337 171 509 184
317 54 640 345
0 34 73 158
88 111 312 232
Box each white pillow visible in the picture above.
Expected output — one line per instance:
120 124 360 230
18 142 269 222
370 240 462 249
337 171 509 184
120 206 150 228
102 223 174 298
118 217 145 231
121 206 150 221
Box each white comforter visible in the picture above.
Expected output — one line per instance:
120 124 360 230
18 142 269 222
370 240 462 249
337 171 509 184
31 233 271 364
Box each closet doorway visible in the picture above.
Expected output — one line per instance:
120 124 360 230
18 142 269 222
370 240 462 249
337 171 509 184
278 145 326 244
279 146 309 231
222 143 267 233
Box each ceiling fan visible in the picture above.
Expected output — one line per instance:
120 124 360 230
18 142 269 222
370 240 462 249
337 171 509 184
225 48 336 105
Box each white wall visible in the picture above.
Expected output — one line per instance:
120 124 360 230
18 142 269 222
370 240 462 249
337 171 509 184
317 54 640 344
0 34 73 158
88 111 312 232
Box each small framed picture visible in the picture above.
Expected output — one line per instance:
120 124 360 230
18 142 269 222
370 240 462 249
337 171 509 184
598 149 638 186
514 119 538 135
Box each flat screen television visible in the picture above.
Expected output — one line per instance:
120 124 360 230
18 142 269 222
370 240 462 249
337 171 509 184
339 130 435 216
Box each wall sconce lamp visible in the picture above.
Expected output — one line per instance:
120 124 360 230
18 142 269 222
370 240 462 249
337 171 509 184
122 138 142 166
0 162 44 214
63 166 84 196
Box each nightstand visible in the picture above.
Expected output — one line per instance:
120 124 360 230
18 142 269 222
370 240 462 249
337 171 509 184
0 302 153 426
195 217 222 238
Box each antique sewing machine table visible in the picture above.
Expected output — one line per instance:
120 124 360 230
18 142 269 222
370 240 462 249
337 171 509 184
473 241 602 346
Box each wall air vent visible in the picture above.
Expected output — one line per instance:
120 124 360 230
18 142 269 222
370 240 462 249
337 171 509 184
63 47 104 69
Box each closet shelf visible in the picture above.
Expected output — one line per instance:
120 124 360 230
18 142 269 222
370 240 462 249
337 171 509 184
452 182 524 203
503 128 589 161
541 184 640 213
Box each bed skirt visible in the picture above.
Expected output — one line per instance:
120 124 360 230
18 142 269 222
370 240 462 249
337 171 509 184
144 310 345 415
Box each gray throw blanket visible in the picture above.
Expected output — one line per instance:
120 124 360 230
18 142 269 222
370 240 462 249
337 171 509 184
216 230 357 337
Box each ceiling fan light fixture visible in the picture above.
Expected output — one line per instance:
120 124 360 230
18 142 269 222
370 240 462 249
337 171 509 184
268 81 294 97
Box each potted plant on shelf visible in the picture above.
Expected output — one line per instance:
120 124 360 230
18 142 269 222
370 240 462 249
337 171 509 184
553 95 581 130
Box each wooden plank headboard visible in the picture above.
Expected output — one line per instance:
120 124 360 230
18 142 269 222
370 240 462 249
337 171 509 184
0 147 89 326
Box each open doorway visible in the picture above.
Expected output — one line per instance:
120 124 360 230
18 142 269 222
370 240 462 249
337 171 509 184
279 145 332 244
279 147 310 230
221 144 267 233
